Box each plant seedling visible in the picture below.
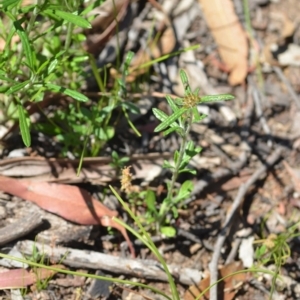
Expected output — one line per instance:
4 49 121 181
151 69 234 236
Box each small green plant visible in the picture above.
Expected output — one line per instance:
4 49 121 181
0 1 143 160
146 69 234 236
254 221 300 299
110 150 129 172
22 242 52 291
0 0 92 147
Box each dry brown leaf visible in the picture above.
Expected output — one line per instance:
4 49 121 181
198 0 248 85
269 12 295 41
0 176 135 257
184 261 247 300
0 265 63 289
221 174 252 191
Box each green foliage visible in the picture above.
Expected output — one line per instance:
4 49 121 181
110 186 179 300
24 242 51 291
0 1 142 158
110 150 129 172
0 0 91 147
254 222 300 298
151 69 234 236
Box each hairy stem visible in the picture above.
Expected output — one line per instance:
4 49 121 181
158 110 193 224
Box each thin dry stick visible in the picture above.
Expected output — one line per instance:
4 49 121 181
17 240 202 286
252 85 273 147
209 147 282 300
273 66 300 110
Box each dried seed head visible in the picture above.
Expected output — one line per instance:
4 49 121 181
264 233 277 249
182 93 200 109
121 166 133 194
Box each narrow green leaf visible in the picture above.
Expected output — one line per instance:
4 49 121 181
194 87 200 96
180 69 189 86
1 25 16 53
19 4 35 13
165 95 179 113
124 51 134 76
145 190 158 217
46 83 89 102
162 126 183 136
0 86 9 93
152 108 168 123
194 111 207 123
174 150 179 164
14 20 35 70
121 102 140 114
191 107 201 122
200 94 234 103
6 80 30 95
36 60 50 75
162 160 174 169
47 58 58 74
178 168 197 175
0 73 15 83
180 69 192 94
154 107 187 132
171 206 178 218
153 108 181 129
18 104 31 147
256 245 267 258
44 9 91 29
1 0 21 9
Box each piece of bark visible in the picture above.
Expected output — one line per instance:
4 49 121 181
0 212 43 246
17 240 202 286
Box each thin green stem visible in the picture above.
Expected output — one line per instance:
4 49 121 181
110 186 179 300
14 4 39 73
158 109 193 223
0 252 170 300
64 22 74 50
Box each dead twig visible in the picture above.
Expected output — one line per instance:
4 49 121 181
252 85 273 147
17 240 202 286
209 147 283 300
273 66 300 110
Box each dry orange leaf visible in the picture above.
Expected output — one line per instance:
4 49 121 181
0 265 63 289
184 261 247 300
198 0 249 85
0 176 135 257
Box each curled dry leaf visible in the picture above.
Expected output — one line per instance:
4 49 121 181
184 261 247 300
0 176 135 257
198 0 248 85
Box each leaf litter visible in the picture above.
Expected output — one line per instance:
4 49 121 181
1 0 300 299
